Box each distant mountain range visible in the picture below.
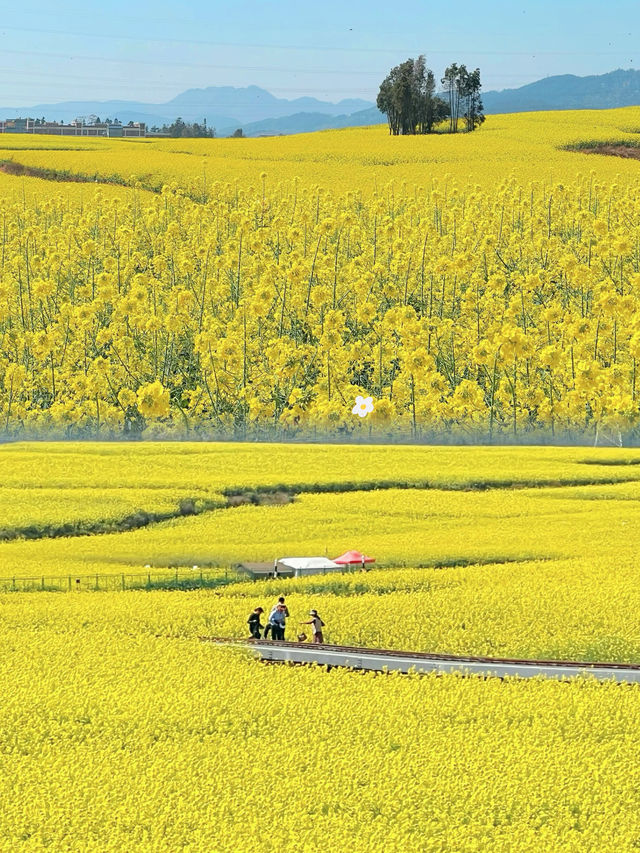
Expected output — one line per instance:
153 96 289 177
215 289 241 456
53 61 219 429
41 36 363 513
482 69 640 114
0 85 374 136
2 69 640 137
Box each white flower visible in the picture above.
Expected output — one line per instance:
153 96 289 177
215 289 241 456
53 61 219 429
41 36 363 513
352 395 374 418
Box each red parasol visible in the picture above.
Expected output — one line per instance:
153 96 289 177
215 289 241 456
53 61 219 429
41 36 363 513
333 550 375 565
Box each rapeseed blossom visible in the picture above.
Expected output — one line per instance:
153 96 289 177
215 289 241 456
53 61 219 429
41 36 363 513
4 110 640 437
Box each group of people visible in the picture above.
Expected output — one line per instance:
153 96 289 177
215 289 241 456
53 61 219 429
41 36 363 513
248 596 326 644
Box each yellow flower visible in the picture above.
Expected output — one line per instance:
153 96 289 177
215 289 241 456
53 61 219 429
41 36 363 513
118 388 137 409
136 381 170 418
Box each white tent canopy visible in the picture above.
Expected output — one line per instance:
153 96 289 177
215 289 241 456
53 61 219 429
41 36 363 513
276 556 340 577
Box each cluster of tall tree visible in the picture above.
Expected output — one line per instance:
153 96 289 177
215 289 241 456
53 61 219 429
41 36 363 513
377 57 484 135
150 117 216 138
441 64 484 132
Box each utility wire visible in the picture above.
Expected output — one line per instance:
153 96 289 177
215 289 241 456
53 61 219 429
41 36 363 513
2 24 637 57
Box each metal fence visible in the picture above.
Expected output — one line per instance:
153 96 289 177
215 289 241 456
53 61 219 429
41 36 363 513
0 562 377 593
0 566 244 593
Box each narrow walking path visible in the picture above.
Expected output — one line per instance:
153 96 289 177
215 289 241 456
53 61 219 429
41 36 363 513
204 638 640 683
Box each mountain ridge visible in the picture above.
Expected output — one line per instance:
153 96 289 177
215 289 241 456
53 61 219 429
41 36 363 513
0 86 373 133
2 69 640 137
482 69 640 114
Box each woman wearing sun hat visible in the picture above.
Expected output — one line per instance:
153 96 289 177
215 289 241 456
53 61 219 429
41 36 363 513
300 609 325 643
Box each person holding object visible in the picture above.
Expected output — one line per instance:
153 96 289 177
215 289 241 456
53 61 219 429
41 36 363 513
247 607 264 639
264 596 290 639
300 609 325 643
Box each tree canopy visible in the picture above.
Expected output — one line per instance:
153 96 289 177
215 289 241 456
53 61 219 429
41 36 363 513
152 117 215 138
377 57 483 135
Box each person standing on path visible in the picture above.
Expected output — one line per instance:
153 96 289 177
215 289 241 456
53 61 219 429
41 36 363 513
264 596 290 640
269 603 287 641
247 607 264 639
300 609 325 643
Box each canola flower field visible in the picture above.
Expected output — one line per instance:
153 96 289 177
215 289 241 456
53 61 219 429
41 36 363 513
5 440 640 660
4 442 640 849
4 109 640 437
6 104 640 848
7 605 640 853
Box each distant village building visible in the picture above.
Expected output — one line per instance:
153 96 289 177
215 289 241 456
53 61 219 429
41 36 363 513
0 117 147 137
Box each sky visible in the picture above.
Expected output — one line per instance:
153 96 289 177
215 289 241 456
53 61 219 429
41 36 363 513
2 0 640 107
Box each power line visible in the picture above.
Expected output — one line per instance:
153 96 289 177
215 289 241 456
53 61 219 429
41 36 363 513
1 49 384 76
0 48 569 81
2 24 638 57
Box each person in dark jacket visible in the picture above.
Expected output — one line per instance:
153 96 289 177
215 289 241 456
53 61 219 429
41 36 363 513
247 607 264 639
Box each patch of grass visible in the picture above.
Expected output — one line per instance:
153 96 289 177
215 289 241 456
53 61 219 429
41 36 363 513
227 476 632 498
578 458 640 466
0 159 117 184
225 490 294 507
0 158 201 202
134 574 237 592
0 145 98 152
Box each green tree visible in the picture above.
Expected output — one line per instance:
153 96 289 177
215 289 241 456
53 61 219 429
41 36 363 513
377 75 400 135
460 68 485 132
170 117 187 136
441 64 462 132
377 56 449 135
158 118 215 138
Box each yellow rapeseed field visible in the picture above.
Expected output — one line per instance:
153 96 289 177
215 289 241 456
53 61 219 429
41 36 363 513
4 109 640 436
0 486 209 532
3 106 640 192
4 104 640 849
8 440 640 491
3 443 640 848
1 582 640 851
2 441 640 663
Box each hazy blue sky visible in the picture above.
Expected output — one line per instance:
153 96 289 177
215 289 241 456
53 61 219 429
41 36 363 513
2 0 640 106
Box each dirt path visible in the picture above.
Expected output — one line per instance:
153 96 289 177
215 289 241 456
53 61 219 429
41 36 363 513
0 160 99 182
573 144 640 160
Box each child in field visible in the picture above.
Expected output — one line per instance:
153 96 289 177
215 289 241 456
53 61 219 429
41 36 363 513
300 609 325 643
